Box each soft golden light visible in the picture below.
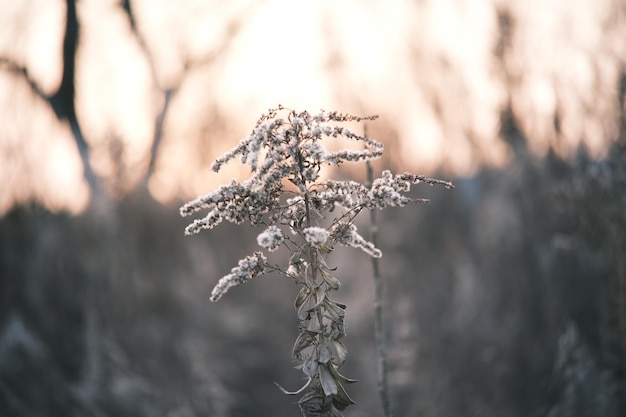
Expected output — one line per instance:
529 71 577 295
0 0 624 214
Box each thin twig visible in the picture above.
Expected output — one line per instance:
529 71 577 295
365 127 393 417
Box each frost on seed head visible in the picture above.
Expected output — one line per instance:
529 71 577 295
257 225 284 252
331 222 382 258
303 226 330 247
180 106 453 297
180 106 453 417
209 252 267 302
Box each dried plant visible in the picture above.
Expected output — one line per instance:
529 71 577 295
180 106 453 417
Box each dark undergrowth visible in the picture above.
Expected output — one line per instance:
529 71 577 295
1 137 625 416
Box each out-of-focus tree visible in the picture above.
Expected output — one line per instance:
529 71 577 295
1 0 624 214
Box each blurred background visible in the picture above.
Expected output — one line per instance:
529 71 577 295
1 0 625 416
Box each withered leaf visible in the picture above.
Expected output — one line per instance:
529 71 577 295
321 270 341 290
319 363 338 396
303 353 319 377
332 381 356 411
327 362 357 384
330 339 348 366
317 338 333 364
292 332 313 359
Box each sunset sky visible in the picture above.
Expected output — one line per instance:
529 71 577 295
1 0 624 214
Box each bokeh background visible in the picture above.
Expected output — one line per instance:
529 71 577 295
1 0 625 416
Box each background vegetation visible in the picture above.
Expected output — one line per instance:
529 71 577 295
1 1 625 416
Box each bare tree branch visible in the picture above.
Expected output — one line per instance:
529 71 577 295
50 0 98 191
119 1 262 184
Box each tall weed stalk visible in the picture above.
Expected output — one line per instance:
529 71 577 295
180 106 453 416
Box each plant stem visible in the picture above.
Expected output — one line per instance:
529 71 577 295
367 156 393 417
296 146 318 285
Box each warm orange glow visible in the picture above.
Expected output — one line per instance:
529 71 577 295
0 71 90 215
0 0 624 214
0 0 66 95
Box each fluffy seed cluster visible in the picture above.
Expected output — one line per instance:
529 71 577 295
179 106 391 237
310 171 454 213
257 225 284 252
331 222 382 258
303 226 330 246
209 252 267 302
180 106 454 417
180 104 454 312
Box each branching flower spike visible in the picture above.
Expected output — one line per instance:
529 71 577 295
180 106 454 417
